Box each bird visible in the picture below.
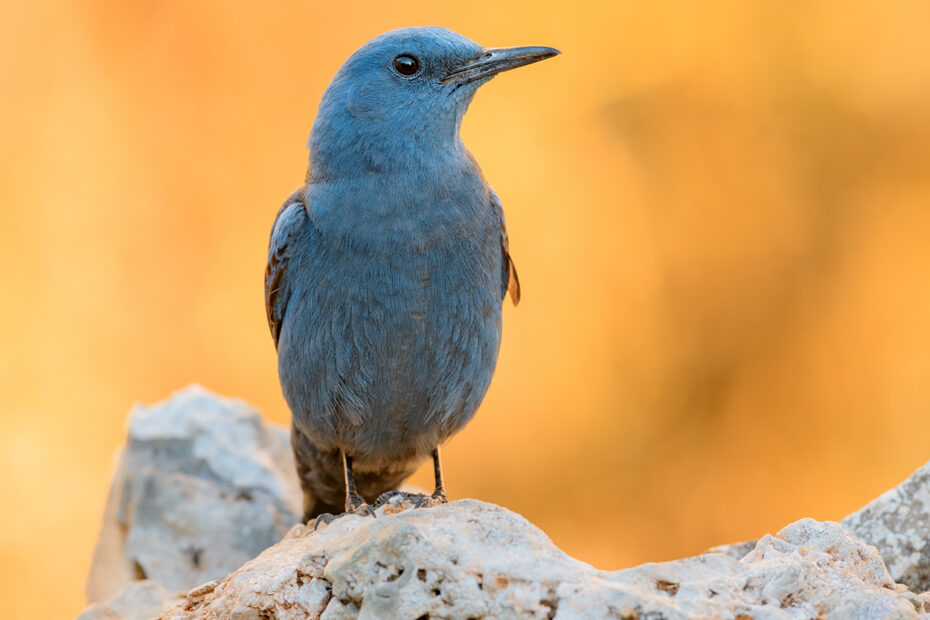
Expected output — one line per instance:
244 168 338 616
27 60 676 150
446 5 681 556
264 26 559 523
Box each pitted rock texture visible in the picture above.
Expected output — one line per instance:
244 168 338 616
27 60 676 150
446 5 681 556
843 462 930 594
82 389 930 619
85 385 303 603
157 499 929 620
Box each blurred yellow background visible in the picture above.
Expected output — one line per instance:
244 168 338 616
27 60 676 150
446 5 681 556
4 1 930 617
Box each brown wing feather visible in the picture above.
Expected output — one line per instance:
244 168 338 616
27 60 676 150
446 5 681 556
265 186 308 347
500 223 521 306
489 188 520 306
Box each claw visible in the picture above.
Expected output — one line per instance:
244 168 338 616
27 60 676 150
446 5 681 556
350 502 375 518
373 490 422 511
414 490 448 509
346 493 375 518
311 502 373 531
313 513 334 531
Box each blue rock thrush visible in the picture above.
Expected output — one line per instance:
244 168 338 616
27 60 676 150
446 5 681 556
265 27 559 522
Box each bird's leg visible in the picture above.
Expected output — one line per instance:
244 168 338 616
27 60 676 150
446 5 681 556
371 448 451 514
414 447 449 508
311 452 374 530
430 446 448 502
343 452 374 517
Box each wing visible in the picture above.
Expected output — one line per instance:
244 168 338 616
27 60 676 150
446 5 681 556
265 186 309 348
489 187 520 305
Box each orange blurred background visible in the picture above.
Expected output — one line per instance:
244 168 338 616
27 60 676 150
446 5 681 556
4 1 930 617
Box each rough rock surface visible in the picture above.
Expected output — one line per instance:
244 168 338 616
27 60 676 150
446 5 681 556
82 388 930 619
78 581 182 620
711 463 930 595
843 462 930 594
158 499 927 620
85 385 302 603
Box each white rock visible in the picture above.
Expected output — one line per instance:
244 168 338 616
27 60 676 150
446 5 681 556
81 388 930 619
77 581 181 620
159 501 929 620
843 462 930 593
85 385 302 604
713 460 930 595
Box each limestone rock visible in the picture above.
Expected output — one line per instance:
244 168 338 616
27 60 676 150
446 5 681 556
85 385 302 604
81 388 930 619
707 538 756 561
77 581 181 620
158 499 928 620
711 461 930 595
842 462 930 593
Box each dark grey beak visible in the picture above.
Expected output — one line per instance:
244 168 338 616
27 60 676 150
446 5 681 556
442 46 560 86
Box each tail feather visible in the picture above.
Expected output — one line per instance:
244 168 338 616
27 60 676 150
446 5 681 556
291 423 425 521
291 424 345 521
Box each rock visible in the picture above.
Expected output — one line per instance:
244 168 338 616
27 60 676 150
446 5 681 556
155 498 928 620
707 538 757 561
85 385 303 604
842 462 930 593
710 461 930 595
82 388 930 619
77 581 182 620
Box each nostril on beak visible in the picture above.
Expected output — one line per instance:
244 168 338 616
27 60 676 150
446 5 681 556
443 46 559 86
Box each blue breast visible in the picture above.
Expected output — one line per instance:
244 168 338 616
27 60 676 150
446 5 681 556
277 177 504 464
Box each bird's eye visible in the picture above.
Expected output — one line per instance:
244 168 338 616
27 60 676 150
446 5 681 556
393 54 420 76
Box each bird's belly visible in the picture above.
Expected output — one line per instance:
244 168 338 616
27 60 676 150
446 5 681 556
278 242 503 467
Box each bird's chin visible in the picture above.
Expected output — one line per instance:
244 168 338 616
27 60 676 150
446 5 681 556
469 75 495 88
448 75 493 94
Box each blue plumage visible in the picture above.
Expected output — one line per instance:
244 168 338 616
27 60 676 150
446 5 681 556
265 27 557 519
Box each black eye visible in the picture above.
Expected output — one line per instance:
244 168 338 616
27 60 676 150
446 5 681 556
393 54 420 76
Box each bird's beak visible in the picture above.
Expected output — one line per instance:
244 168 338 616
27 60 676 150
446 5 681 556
442 46 560 86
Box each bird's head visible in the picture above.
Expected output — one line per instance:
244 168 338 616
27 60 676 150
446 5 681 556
308 27 559 180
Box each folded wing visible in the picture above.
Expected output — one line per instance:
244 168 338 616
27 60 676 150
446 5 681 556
265 187 309 347
490 188 520 305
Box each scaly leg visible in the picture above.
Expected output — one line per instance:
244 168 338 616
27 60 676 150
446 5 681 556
313 451 374 530
343 453 374 516
414 447 449 508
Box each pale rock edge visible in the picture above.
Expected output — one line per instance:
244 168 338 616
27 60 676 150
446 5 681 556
78 386 930 619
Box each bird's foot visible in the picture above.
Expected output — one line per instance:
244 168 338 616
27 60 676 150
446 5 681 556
414 489 448 509
345 493 375 518
312 512 335 531
309 497 374 531
373 490 424 514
